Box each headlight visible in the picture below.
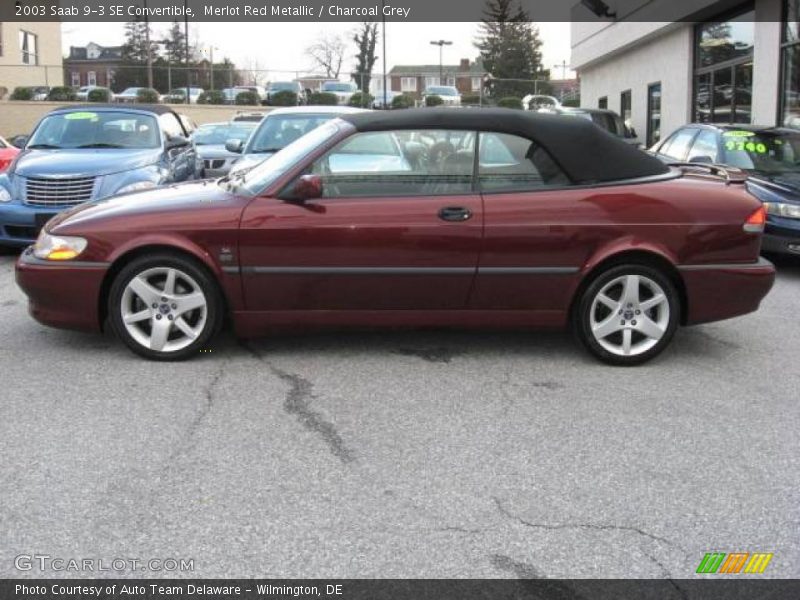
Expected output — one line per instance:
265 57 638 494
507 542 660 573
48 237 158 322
33 232 88 261
0 187 10 203
117 181 157 195
763 202 800 220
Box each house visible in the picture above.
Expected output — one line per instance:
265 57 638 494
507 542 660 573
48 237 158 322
571 0 785 148
388 58 486 99
0 22 63 98
63 42 123 89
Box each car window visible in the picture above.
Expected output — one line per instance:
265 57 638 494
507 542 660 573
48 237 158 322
310 129 476 198
688 130 719 162
660 128 697 161
477 132 570 192
159 113 185 139
247 114 338 153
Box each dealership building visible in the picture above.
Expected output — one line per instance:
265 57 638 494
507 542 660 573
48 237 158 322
571 0 796 148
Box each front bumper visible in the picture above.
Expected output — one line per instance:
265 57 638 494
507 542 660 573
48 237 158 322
679 257 776 325
761 221 800 256
15 247 109 333
0 203 63 246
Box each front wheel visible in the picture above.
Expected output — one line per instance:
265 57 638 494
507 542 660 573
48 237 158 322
575 264 680 366
108 253 222 360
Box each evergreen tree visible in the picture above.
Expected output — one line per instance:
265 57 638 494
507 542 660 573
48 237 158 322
114 20 152 90
475 0 550 99
351 22 379 99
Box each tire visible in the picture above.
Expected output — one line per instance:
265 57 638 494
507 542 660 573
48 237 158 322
108 253 223 361
574 264 680 366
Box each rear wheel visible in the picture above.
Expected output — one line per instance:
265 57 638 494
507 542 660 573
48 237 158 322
108 253 222 360
575 264 679 366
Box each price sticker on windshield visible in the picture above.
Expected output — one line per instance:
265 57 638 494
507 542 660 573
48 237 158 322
722 130 756 138
725 140 768 153
64 112 99 121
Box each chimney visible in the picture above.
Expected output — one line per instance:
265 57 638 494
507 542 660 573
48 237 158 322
459 59 470 71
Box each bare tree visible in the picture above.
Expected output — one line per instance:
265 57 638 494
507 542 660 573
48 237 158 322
241 58 268 86
306 33 346 79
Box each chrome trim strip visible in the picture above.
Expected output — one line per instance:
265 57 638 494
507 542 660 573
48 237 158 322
677 258 773 271
479 267 578 275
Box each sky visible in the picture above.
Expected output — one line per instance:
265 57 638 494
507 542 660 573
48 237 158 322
61 21 575 80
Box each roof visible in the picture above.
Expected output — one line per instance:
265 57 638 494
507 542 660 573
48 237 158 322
340 108 670 184
390 62 486 76
52 103 179 116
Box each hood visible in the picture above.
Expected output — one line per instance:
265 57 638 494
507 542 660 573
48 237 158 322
196 145 240 160
49 180 233 232
229 153 272 175
12 148 161 178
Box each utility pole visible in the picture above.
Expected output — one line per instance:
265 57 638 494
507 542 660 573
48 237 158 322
430 39 452 85
184 0 190 104
143 0 153 89
553 60 571 102
381 0 387 109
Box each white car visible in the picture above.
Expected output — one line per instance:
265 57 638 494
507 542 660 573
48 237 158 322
75 86 114 102
161 87 204 104
320 81 358 105
115 87 146 103
422 86 461 106
227 105 368 176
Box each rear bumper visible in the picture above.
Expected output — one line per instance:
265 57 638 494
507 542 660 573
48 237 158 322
679 257 776 325
15 248 108 332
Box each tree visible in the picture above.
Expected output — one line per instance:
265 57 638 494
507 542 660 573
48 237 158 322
351 22 378 97
162 21 189 66
306 33 346 79
113 20 153 91
474 0 550 99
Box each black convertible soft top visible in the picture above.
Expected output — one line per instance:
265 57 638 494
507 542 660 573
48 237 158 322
340 108 670 184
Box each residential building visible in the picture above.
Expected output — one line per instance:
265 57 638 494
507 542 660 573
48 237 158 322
63 42 123 89
571 0 787 149
0 21 63 98
388 58 486 99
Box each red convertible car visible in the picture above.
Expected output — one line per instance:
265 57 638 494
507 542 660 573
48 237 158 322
16 109 775 364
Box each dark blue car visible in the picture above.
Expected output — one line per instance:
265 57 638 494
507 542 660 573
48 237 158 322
0 104 197 246
651 124 800 256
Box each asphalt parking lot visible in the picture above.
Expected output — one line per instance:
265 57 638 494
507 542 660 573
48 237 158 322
0 250 798 580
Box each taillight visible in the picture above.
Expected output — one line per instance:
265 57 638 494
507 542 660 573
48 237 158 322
743 206 766 233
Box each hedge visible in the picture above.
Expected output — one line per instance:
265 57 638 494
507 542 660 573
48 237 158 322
497 96 523 109
460 93 480 105
87 88 112 102
391 94 414 109
136 88 160 103
348 91 374 108
307 92 339 106
270 90 298 106
10 87 34 101
198 90 226 104
425 94 443 107
235 91 260 105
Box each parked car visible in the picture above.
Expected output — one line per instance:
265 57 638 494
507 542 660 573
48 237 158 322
227 105 367 176
650 123 800 256
31 86 51 101
232 111 267 123
372 90 400 109
193 121 258 178
320 81 358 105
422 86 461 107
76 85 115 102
0 104 197 246
265 81 306 105
233 85 268 104
535 104 641 147
161 87 204 104
0 136 20 173
15 109 774 363
115 87 147 103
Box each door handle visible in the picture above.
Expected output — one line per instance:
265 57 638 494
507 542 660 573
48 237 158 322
438 206 472 222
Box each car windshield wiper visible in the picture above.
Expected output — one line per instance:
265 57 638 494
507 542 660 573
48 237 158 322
27 143 62 150
251 147 282 154
77 143 125 149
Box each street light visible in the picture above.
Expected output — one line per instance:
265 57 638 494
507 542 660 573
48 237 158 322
203 45 219 91
430 39 452 86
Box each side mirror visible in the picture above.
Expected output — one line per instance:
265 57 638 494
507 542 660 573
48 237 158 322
289 174 323 201
11 135 28 149
688 155 714 164
225 138 244 154
165 135 190 150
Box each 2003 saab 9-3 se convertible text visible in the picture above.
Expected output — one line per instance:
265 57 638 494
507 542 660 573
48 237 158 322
16 109 776 365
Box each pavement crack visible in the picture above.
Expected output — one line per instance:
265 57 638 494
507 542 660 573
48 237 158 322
168 361 226 461
241 342 355 464
493 497 688 556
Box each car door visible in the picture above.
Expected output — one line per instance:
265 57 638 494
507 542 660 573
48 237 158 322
468 131 593 316
238 128 482 311
159 113 195 182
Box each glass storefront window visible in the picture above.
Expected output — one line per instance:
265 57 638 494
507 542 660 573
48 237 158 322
783 2 800 129
646 83 661 148
697 13 755 69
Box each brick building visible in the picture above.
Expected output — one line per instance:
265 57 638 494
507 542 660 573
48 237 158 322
388 58 486 99
63 42 123 88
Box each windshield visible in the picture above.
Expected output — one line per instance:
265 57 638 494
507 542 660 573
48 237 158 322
237 120 342 195
721 130 800 174
270 82 297 91
28 111 160 150
194 122 255 146
322 82 356 92
245 113 340 154
426 86 458 96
